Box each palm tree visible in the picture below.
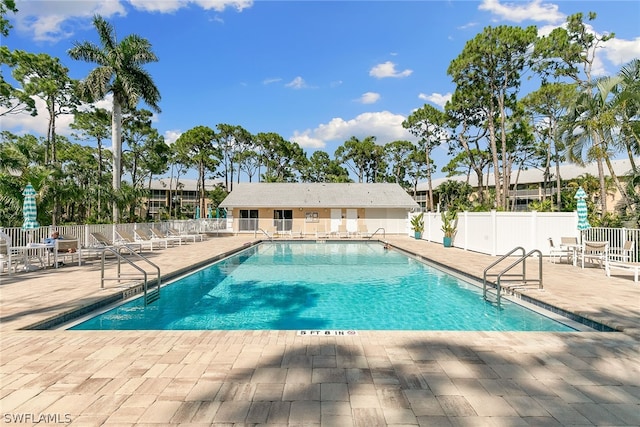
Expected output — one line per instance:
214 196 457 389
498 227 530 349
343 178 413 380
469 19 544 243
68 14 161 223
614 59 640 172
563 77 633 217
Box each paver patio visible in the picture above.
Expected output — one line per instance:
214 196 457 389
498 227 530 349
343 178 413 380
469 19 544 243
1 235 638 426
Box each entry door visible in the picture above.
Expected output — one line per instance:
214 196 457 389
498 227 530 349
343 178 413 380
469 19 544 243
346 209 358 234
273 210 293 231
330 209 342 233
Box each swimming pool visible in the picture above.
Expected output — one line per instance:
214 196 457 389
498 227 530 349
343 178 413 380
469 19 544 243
70 242 575 331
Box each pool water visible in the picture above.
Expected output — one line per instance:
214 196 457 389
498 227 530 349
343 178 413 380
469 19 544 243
71 242 574 331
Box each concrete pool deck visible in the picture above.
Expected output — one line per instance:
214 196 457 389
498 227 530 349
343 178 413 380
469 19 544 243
1 235 638 426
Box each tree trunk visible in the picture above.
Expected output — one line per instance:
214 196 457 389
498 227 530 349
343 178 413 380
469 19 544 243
426 146 433 211
112 100 122 223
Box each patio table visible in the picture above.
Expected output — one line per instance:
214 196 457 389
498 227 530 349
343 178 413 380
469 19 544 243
560 243 582 266
11 243 53 271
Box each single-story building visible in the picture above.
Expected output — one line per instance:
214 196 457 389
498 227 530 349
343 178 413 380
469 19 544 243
219 183 420 236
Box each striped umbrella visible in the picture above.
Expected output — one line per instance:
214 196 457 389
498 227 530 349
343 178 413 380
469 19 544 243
574 187 590 231
22 183 40 231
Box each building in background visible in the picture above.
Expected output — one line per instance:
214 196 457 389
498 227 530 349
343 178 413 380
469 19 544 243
145 178 221 219
414 159 635 212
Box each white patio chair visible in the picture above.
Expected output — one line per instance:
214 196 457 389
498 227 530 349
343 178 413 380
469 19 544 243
53 235 83 268
609 240 634 263
0 233 17 275
548 238 572 264
581 241 609 269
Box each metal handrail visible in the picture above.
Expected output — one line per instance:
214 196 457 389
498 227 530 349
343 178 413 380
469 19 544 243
483 246 525 301
254 228 273 241
483 246 543 306
100 245 161 305
370 228 386 239
495 249 543 306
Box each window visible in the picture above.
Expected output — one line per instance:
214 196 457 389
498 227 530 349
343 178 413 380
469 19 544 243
239 210 258 231
273 210 293 231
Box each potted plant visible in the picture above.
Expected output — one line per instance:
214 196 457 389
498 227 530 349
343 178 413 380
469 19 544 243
441 210 458 247
410 213 424 239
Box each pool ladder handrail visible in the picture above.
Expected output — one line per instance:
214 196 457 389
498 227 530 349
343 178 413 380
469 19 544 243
483 246 543 306
100 245 161 305
254 228 273 241
370 228 386 239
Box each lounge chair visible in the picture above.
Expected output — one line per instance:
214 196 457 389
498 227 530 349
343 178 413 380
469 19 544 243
315 223 329 239
606 259 639 283
116 230 157 252
90 231 141 254
151 227 185 245
548 238 572 264
338 223 350 238
581 241 608 269
133 228 174 250
357 223 372 239
168 228 204 242
274 228 292 238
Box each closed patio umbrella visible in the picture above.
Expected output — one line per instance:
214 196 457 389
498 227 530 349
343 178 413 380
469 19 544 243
22 183 41 271
195 205 200 219
22 183 40 233
575 187 590 231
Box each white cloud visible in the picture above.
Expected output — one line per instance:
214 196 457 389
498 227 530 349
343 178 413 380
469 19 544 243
369 61 413 79
163 130 182 145
418 92 452 108
357 92 381 104
263 78 282 85
289 130 325 149
290 111 414 149
14 0 127 42
13 0 252 42
285 76 307 89
129 0 253 13
604 36 640 67
478 0 564 24
457 22 478 30
0 93 117 142
0 96 76 138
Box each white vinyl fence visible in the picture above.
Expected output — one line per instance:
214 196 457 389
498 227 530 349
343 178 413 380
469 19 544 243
414 210 639 261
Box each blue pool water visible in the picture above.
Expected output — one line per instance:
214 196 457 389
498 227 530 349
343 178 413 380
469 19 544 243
71 242 574 331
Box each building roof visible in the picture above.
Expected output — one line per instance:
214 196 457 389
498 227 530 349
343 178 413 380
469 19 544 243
149 178 221 192
219 183 420 209
417 158 636 191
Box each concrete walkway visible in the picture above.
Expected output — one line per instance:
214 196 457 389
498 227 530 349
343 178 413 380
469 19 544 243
1 235 638 426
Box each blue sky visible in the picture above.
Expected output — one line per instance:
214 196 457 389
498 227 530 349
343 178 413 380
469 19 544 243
2 0 639 180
